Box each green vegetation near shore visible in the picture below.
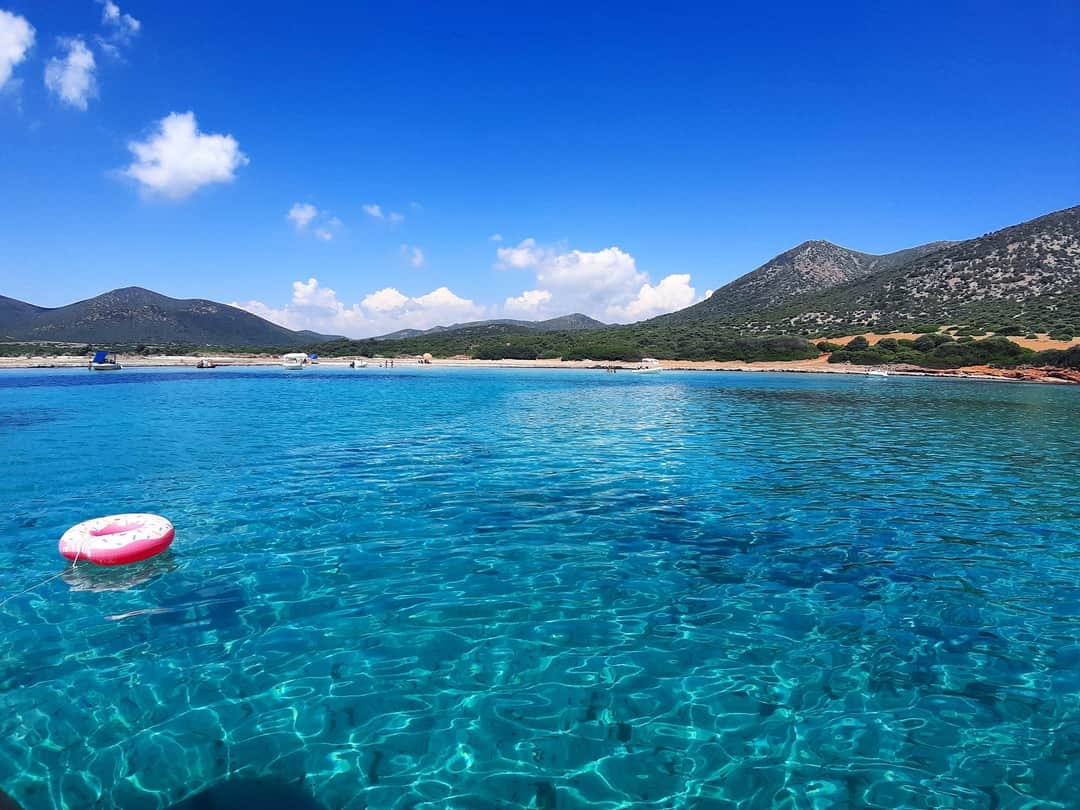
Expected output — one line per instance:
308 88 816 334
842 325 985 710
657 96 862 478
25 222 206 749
825 334 1080 369
4 328 1077 372
304 326 823 363
305 324 1080 371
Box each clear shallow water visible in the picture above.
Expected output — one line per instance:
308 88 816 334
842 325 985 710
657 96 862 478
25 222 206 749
1 366 1078 809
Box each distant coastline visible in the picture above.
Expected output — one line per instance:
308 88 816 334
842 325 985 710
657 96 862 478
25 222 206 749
2 349 1078 385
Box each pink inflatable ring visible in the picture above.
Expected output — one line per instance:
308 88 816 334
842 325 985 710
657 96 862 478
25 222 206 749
59 514 175 566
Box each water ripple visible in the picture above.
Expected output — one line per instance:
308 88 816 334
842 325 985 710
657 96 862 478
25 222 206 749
0 367 1078 808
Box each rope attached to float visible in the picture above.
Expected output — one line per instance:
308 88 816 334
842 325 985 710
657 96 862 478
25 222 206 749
0 536 87 608
2 515 174 608
0 568 70 608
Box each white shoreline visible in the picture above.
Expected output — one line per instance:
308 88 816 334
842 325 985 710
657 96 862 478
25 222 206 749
1 354 1075 385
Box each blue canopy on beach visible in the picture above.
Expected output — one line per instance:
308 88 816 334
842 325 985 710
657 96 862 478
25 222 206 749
92 351 109 363
308 354 319 360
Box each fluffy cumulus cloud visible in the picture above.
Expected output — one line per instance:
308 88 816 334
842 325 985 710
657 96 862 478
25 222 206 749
496 237 699 324
0 9 34 91
44 37 96 110
287 203 341 240
235 278 484 338
503 288 552 315
608 273 698 321
495 237 545 270
362 287 410 312
123 111 248 199
496 238 699 322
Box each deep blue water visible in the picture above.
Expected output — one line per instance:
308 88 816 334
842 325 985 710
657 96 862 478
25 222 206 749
1 366 1079 809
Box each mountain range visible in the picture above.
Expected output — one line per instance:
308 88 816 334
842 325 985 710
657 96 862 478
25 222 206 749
376 313 606 340
3 204 1078 349
669 239 957 324
0 287 607 348
655 204 1080 334
0 287 340 347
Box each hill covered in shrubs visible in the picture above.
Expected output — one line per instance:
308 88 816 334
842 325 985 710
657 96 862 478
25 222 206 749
821 333 1079 369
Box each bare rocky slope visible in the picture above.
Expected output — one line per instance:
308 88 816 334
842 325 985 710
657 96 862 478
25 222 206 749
651 204 1080 335
764 205 1080 334
658 240 955 326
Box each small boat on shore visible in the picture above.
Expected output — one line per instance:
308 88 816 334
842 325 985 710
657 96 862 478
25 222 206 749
349 359 368 368
632 358 663 374
282 352 308 370
196 358 216 369
866 366 890 377
89 351 122 371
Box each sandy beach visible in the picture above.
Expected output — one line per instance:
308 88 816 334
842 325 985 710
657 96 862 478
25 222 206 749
3 343 1078 384
827 331 1080 352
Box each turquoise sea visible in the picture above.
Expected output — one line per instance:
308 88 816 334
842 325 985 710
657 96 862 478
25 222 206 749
1 366 1079 809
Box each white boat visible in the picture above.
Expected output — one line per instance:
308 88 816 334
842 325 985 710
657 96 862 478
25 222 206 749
89 351 122 371
349 359 368 368
865 366 890 377
282 352 308 370
632 358 663 374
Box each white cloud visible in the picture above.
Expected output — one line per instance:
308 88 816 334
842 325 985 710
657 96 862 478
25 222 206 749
123 111 248 199
363 203 404 225
236 237 697 338
414 289 479 313
100 0 140 41
495 238 698 322
44 38 96 110
287 203 317 230
96 39 120 59
0 9 34 91
504 288 552 315
316 216 344 241
291 277 340 309
362 287 410 312
495 237 546 270
288 204 341 240
235 278 484 338
608 273 698 321
94 1 139 60
400 244 425 268
489 233 503 242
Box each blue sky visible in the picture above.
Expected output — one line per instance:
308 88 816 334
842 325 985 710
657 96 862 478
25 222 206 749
1 1 1077 337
